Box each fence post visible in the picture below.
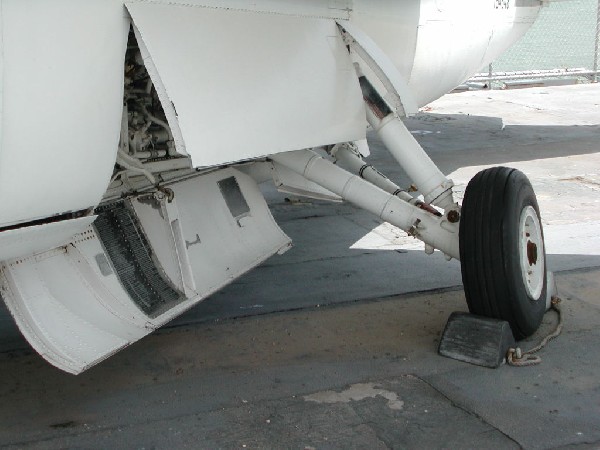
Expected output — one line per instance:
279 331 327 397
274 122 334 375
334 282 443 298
595 0 600 82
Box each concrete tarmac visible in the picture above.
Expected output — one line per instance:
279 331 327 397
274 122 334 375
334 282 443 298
0 84 599 449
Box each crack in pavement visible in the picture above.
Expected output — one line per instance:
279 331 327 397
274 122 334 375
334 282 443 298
415 375 525 449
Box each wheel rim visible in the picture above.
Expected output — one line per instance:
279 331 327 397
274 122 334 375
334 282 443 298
518 205 545 300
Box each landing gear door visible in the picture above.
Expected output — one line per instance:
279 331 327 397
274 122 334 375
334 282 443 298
126 2 366 168
1 168 291 374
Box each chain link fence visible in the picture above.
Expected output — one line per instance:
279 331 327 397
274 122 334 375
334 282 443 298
468 0 600 88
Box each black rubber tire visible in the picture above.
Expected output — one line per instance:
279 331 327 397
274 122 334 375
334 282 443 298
459 167 547 340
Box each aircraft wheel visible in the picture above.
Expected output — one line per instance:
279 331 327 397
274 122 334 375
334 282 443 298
459 167 546 340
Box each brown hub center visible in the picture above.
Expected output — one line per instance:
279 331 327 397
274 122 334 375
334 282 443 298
527 240 538 266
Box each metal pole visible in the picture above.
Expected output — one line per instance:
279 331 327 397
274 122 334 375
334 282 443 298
488 63 494 89
594 0 600 82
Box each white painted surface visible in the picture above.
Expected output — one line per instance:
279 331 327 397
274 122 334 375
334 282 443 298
0 169 291 373
272 162 342 202
150 169 291 328
128 0 352 19
348 0 542 108
127 3 366 168
0 216 96 262
339 19 418 116
350 0 421 83
408 0 541 106
273 150 460 259
519 205 545 299
0 0 127 227
368 110 454 208
0 0 544 227
0 236 150 374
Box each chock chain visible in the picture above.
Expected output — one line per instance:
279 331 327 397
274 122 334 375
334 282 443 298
507 297 563 367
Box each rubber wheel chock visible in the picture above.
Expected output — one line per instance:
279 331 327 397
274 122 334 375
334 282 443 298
438 312 516 368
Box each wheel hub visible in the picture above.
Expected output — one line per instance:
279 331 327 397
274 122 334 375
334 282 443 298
519 206 545 300
527 240 538 266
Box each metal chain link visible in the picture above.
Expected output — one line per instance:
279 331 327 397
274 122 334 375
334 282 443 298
482 0 600 82
507 297 563 367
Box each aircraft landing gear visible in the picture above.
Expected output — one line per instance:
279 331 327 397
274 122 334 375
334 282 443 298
459 167 547 340
277 38 550 339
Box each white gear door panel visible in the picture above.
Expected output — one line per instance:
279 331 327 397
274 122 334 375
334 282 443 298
0 216 96 262
0 169 290 374
126 2 366 168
